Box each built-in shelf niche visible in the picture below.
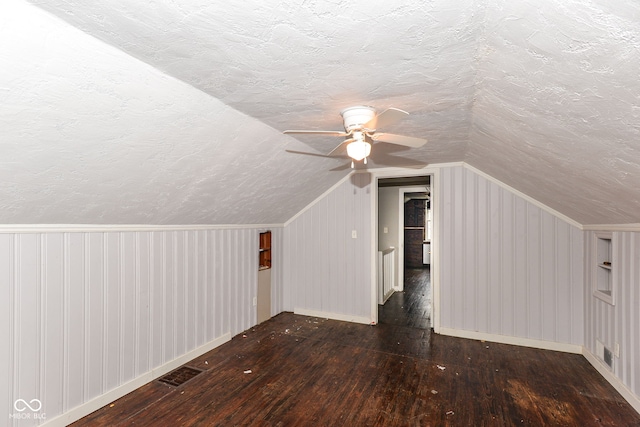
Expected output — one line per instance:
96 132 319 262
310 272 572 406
593 231 614 305
259 231 271 270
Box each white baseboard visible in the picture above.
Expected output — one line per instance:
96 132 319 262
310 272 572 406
294 308 371 325
41 333 231 427
438 327 583 354
438 328 640 415
583 348 640 414
381 289 395 305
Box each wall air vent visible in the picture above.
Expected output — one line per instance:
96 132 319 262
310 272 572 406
596 340 613 368
603 347 613 368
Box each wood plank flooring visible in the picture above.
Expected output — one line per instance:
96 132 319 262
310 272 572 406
379 267 431 329
72 269 640 426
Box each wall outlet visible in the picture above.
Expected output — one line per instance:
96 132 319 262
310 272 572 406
253 297 257 307
383 227 388 234
352 230 357 239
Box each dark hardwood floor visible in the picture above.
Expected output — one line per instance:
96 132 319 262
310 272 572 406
73 270 640 426
379 267 431 329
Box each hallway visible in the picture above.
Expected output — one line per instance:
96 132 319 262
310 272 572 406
378 267 431 329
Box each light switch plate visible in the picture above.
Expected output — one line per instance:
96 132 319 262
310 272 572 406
352 230 357 239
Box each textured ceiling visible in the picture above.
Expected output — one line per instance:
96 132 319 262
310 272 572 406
2 0 640 225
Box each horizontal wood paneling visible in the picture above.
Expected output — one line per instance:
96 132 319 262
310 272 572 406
439 165 584 346
284 173 372 320
2 227 282 426
585 230 640 398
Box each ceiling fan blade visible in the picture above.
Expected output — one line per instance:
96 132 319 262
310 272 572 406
285 149 348 159
371 132 427 148
330 162 353 172
365 142 428 169
283 130 349 137
327 138 354 156
364 108 409 130
370 154 428 169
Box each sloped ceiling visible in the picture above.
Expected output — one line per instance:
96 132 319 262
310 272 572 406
2 0 639 225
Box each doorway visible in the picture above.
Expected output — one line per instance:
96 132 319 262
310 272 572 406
376 175 433 329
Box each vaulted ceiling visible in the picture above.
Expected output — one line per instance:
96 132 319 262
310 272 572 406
2 0 639 225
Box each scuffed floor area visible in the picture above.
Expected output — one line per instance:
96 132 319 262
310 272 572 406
73 310 640 426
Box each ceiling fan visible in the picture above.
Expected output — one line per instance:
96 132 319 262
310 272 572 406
283 106 427 168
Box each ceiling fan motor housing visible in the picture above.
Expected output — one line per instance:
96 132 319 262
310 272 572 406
340 106 376 132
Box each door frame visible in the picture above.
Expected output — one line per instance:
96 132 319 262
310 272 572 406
370 166 440 332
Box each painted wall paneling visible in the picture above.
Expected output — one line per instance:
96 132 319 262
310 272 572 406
284 173 372 322
377 187 400 292
439 165 584 347
288 164 585 345
584 231 640 401
2 227 283 426
270 226 285 316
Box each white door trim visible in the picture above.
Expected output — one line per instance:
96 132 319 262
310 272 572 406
371 167 440 331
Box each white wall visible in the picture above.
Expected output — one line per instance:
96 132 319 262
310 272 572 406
0 226 283 426
377 187 400 292
584 230 640 402
438 165 584 347
378 187 400 252
282 164 586 343
283 173 372 323
270 227 285 317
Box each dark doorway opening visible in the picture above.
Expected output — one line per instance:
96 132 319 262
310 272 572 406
403 194 429 268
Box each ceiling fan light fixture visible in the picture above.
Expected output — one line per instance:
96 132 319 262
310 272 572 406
346 139 371 161
283 105 423 167
340 106 376 132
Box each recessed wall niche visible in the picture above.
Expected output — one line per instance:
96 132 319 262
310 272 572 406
593 231 614 305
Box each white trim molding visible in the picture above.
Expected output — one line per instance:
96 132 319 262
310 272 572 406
462 163 583 229
294 308 372 325
40 333 231 427
0 224 283 234
583 223 640 232
371 165 441 332
284 172 355 227
439 328 583 354
583 348 640 414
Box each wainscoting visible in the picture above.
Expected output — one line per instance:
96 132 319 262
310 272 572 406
584 230 640 410
0 226 283 426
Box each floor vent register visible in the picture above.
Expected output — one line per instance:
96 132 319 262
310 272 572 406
157 366 203 387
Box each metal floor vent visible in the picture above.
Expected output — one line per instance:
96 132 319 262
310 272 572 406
158 366 203 387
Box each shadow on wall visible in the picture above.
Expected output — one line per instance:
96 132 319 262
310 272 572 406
350 172 372 189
